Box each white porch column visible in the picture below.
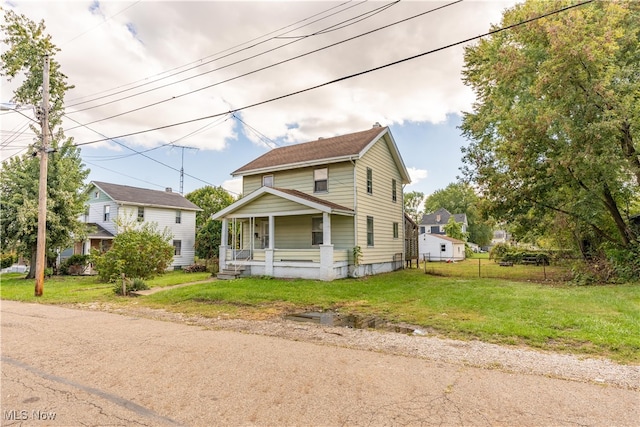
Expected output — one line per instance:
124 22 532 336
319 213 334 281
265 215 275 276
322 212 331 245
219 218 228 269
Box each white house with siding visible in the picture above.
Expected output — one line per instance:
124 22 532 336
212 124 411 281
77 181 200 269
419 233 466 262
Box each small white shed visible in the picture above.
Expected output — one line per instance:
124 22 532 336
419 233 466 262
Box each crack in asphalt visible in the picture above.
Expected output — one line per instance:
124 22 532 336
2 355 183 426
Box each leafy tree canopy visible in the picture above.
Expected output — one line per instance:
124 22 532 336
424 183 493 246
185 186 234 258
461 1 638 262
0 10 88 278
403 191 424 224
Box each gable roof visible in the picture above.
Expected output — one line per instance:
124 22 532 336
423 233 466 245
231 126 411 184
90 181 201 211
212 186 354 220
420 207 467 225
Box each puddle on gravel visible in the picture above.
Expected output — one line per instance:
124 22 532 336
284 312 424 335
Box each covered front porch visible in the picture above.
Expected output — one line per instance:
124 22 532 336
213 187 355 281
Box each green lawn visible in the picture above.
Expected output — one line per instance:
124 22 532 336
1 269 638 363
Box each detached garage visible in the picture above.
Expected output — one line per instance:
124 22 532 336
419 233 466 262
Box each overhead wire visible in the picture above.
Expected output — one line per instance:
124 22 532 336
72 0 594 147
64 114 236 192
64 1 398 118
65 0 363 105
63 0 449 132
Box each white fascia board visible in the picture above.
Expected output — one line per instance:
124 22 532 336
357 129 411 185
116 201 201 211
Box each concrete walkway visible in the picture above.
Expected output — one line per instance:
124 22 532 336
131 278 216 296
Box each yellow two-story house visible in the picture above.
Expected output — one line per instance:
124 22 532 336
213 124 411 281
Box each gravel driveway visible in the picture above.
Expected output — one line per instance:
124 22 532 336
2 300 638 426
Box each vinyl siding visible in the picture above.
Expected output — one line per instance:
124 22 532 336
355 136 404 264
232 194 312 216
242 162 355 209
118 205 196 267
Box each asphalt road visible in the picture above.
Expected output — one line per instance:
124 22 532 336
1 300 638 426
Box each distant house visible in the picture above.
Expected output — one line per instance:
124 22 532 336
420 208 468 235
212 124 411 281
419 233 466 262
76 181 201 269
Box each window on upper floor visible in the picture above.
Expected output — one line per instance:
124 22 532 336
84 205 89 221
367 216 374 246
94 191 99 199
137 206 144 222
103 205 110 222
393 222 399 239
263 175 274 187
175 210 181 224
173 240 182 256
392 179 397 202
312 217 323 245
314 168 328 193
420 226 425 234
366 168 373 194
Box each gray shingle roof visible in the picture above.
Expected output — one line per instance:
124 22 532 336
420 208 467 225
91 181 201 211
232 127 389 176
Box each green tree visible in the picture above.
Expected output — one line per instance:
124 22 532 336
443 216 468 242
403 191 424 224
91 221 174 282
0 10 89 279
461 1 639 265
424 183 493 246
185 186 234 258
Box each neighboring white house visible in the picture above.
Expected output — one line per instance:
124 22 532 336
419 208 468 235
419 233 466 262
76 181 201 269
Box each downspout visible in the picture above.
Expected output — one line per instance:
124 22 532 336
351 158 358 248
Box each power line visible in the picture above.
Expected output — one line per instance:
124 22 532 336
64 115 217 188
64 1 399 122
74 0 593 148
65 0 361 106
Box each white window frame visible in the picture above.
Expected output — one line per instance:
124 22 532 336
173 240 182 256
314 168 328 193
262 175 274 187
103 205 110 222
175 210 181 224
312 217 323 245
137 206 144 222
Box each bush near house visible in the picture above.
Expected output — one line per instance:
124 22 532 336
0 252 17 269
60 254 90 275
91 223 174 282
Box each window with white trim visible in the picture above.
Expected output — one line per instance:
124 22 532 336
103 205 110 222
366 168 373 194
392 179 397 202
263 175 274 187
175 210 181 224
173 240 182 256
314 168 328 193
137 206 144 222
393 222 399 239
367 216 374 246
312 217 323 245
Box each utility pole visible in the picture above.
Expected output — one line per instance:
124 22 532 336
34 56 50 297
172 145 198 194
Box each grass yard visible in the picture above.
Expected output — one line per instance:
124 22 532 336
1 268 638 363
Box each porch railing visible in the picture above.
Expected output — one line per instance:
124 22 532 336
227 248 350 264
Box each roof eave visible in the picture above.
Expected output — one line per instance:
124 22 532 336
231 154 359 177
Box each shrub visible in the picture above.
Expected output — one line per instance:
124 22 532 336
91 222 174 282
60 254 90 275
113 277 148 295
184 264 208 273
0 252 17 269
489 243 510 260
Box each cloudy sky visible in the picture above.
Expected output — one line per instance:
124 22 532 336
1 0 515 198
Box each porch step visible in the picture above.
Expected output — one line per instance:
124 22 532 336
217 267 244 280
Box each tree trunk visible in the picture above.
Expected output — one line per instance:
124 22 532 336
25 248 37 279
620 122 640 187
602 183 633 247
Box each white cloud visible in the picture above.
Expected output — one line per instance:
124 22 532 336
2 1 515 149
222 178 243 197
406 167 428 186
